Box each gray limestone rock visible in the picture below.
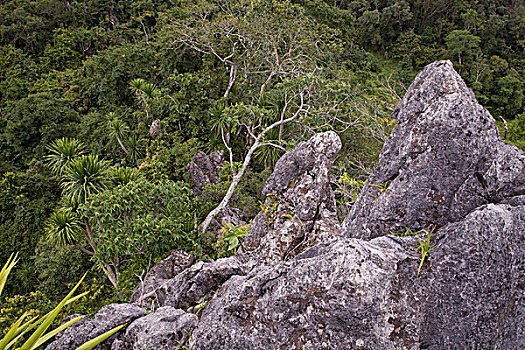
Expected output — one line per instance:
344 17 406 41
188 201 525 349
130 250 193 305
111 307 198 350
46 304 146 350
185 61 525 349
149 119 160 139
134 256 246 310
187 150 224 196
242 131 342 263
342 60 525 240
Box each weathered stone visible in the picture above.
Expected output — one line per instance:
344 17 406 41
111 307 198 350
185 61 525 349
134 256 246 310
46 304 146 350
188 200 525 349
342 60 525 240
149 119 160 139
187 150 224 196
130 250 193 305
188 236 411 349
187 150 245 228
242 131 342 263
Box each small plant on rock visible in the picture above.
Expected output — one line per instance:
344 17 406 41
259 193 278 227
215 223 251 257
367 181 390 200
391 226 437 276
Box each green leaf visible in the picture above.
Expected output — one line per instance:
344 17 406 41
0 253 18 296
32 316 83 349
74 324 125 350
18 273 87 350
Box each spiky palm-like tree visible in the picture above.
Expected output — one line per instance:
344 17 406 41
209 102 230 137
130 78 159 116
106 112 130 155
254 127 284 169
110 166 138 187
45 209 93 255
61 155 110 206
125 133 144 165
44 138 86 176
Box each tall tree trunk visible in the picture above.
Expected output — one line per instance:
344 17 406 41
224 64 238 98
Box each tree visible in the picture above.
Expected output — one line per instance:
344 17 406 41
78 176 195 287
44 140 114 285
161 0 340 100
161 0 351 232
445 30 481 71
44 138 197 288
199 88 310 233
492 70 524 118
44 138 86 176
2 93 80 167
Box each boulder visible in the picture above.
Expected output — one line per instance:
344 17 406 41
111 307 198 350
187 150 225 196
46 304 146 350
187 150 246 228
242 131 342 263
149 119 160 139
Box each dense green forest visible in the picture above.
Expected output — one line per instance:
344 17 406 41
0 0 523 329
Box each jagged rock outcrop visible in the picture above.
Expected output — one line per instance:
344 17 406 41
342 60 525 240
132 131 342 310
47 61 525 350
242 131 342 263
149 119 160 139
185 60 525 349
189 199 524 349
187 150 225 196
187 150 245 227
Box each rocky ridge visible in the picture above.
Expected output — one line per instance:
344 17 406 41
47 61 525 350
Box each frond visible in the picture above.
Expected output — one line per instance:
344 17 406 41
45 209 83 246
44 138 86 176
61 155 110 205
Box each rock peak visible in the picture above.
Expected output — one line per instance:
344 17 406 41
342 60 524 239
392 60 477 124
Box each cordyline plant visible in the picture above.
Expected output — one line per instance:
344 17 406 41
0 253 124 350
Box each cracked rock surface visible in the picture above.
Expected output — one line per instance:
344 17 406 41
111 306 198 350
342 60 525 240
46 61 525 350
